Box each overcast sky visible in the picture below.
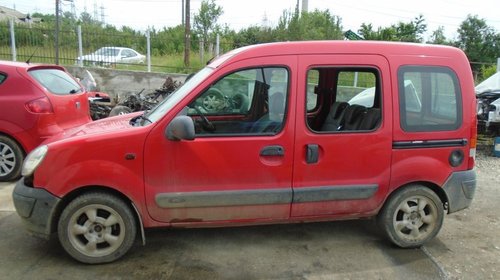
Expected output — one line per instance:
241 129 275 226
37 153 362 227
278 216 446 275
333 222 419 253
3 0 500 40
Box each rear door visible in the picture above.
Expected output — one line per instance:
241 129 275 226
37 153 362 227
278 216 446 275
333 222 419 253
292 54 393 217
26 67 91 129
390 56 473 191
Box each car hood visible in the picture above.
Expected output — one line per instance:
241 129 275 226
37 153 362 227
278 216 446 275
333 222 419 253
476 72 500 95
45 112 142 144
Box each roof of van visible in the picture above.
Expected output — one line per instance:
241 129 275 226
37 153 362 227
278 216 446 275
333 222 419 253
209 41 467 68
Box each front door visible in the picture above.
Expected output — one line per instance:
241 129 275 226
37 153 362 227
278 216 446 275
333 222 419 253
292 55 393 217
144 59 296 224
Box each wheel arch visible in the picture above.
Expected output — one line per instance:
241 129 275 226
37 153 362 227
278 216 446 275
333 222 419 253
0 132 28 156
383 181 449 212
51 185 146 245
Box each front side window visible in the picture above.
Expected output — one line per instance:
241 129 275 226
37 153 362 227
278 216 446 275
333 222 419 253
29 69 82 95
188 67 289 136
0 73 6 85
398 66 461 132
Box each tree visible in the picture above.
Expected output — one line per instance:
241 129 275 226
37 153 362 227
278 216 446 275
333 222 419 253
358 15 427 43
427 26 448 45
275 9 343 41
455 15 499 73
79 11 94 25
193 0 223 47
395 15 427 42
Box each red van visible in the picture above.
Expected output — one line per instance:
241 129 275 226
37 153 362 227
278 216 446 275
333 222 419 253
0 61 91 181
13 41 477 264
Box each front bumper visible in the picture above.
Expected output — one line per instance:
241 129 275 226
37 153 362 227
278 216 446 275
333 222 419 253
442 170 476 213
12 178 61 239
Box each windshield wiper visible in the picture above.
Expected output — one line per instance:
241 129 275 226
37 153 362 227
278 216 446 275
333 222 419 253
139 114 152 125
130 112 152 126
69 88 82 94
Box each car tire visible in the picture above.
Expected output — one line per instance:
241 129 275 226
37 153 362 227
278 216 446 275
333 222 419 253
109 105 132 117
378 185 444 248
0 135 24 182
58 192 137 264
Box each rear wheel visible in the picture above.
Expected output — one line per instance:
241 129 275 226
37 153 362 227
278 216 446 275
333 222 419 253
378 185 444 248
0 135 24 182
58 192 137 264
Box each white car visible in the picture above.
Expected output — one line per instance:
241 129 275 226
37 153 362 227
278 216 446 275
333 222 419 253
349 80 421 111
76 47 145 66
476 72 500 135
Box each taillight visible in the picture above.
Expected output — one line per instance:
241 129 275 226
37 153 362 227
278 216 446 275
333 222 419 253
468 116 477 170
25 97 54 114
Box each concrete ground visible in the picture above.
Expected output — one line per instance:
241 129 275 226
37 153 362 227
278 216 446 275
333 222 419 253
0 153 498 279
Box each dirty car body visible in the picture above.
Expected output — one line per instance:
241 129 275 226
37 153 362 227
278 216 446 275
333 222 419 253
13 41 477 264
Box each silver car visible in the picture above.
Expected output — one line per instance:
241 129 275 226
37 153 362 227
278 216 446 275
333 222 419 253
76 47 145 66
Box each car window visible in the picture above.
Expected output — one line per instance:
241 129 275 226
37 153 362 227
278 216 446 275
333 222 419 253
122 50 134 57
306 69 319 111
307 68 381 132
96 48 119 56
188 67 289 136
0 73 6 85
337 71 377 106
398 66 461 132
29 69 82 95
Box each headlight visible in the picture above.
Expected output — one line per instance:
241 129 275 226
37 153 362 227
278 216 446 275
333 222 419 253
21 145 48 176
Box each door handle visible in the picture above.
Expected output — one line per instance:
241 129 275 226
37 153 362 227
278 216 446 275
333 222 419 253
260 145 284 156
306 144 319 164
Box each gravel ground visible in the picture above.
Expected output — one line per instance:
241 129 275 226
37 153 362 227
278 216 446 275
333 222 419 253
425 142 500 280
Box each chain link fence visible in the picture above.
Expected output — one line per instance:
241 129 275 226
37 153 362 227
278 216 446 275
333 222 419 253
0 21 233 73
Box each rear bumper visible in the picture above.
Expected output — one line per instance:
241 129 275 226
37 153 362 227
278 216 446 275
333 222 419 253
442 170 476 213
12 178 60 239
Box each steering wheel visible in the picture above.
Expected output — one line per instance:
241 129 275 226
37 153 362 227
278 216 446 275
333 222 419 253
201 88 225 113
194 106 216 132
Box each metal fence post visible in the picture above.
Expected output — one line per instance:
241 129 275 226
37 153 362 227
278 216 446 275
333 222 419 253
9 19 16 62
215 34 220 57
77 25 83 66
497 58 500 72
146 29 151 72
200 39 204 65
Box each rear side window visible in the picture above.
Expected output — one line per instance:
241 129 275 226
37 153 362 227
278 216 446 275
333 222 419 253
29 69 82 95
398 66 462 132
306 67 381 132
0 73 6 85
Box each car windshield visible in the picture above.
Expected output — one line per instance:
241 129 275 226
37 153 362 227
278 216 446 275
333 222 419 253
29 69 83 95
144 67 214 124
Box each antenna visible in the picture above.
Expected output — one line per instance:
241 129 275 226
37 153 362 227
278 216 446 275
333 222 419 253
26 47 39 64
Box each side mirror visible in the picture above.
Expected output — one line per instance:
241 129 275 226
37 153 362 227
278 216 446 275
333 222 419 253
166 116 195 141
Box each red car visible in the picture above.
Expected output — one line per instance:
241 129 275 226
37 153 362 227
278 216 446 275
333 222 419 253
13 41 477 264
0 61 91 181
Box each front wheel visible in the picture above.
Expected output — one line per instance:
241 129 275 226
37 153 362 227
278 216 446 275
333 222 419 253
378 185 444 248
58 192 137 264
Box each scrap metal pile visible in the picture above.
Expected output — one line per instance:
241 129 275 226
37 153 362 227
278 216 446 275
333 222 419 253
89 77 182 120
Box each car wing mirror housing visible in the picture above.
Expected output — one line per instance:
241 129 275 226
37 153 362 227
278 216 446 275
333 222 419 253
166 116 195 141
